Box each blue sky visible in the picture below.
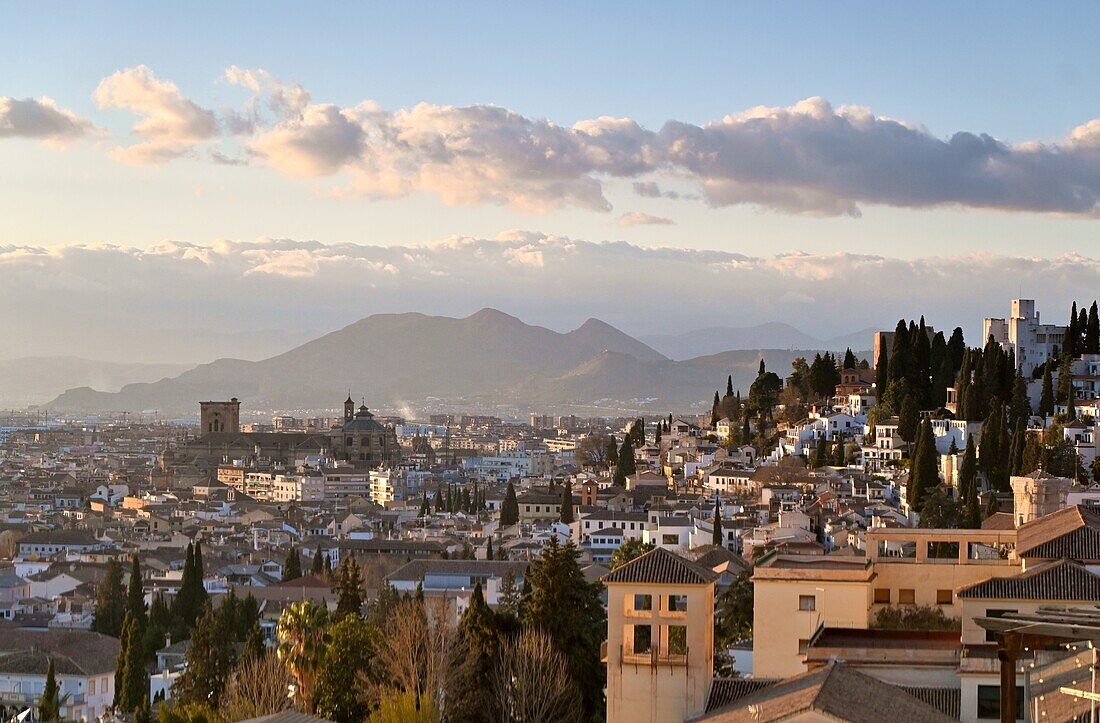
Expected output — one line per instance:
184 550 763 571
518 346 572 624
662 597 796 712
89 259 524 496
2 2 1100 361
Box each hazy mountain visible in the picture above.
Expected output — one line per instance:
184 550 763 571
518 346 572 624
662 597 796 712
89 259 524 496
0 357 192 408
640 323 877 360
45 310 840 415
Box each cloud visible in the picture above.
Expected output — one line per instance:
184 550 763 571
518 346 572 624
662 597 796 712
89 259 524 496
94 65 217 164
618 212 674 227
2 233 1098 364
25 65 1100 216
0 97 98 146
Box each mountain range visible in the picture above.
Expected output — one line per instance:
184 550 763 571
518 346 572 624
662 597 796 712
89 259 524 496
0 357 192 409
640 322 876 360
41 310 872 417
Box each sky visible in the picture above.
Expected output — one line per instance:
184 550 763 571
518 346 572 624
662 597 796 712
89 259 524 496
2 2 1100 363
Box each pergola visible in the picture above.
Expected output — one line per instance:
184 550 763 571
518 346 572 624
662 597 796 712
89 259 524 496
976 606 1100 723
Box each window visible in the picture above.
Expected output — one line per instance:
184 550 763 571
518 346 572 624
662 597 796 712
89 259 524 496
633 594 652 611
873 588 891 604
667 595 688 612
799 595 816 611
898 589 915 605
976 684 1024 719
936 589 953 605
662 534 679 545
667 625 688 656
632 624 652 655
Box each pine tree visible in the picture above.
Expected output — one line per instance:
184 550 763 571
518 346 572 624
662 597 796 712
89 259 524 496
283 547 302 582
332 555 364 621
175 601 234 708
501 481 519 526
39 657 60 722
520 538 605 720
92 556 126 637
559 485 575 524
712 497 723 547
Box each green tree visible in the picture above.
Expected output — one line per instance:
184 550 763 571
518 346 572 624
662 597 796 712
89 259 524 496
501 482 520 526
448 583 504 721
283 547 302 582
715 572 754 645
616 440 636 481
127 555 146 624
172 542 207 631
92 556 126 637
1067 301 1080 358
1039 363 1055 417
711 497 723 547
520 538 606 721
277 601 329 714
609 539 654 570
559 485 575 524
175 601 234 708
39 657 61 722
898 394 920 443
917 485 960 529
119 612 149 712
1089 301 1100 354
958 434 977 504
909 419 938 512
310 550 326 576
315 616 382 723
332 555 364 621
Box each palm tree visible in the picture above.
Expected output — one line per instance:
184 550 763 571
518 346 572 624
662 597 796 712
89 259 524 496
276 600 329 713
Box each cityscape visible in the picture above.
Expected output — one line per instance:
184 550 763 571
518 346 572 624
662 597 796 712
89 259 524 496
4 4 1100 723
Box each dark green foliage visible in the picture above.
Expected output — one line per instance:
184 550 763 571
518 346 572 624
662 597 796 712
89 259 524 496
609 539 654 569
520 538 606 721
92 556 126 637
332 555 364 621
314 616 381 723
560 485 575 524
501 481 520 526
711 497 723 547
872 605 960 630
39 658 61 722
898 395 920 443
128 555 146 624
172 542 207 631
1067 301 1079 358
1039 364 1055 417
909 419 938 511
283 547 302 582
875 344 889 398
716 572 754 645
174 601 234 708
448 583 507 722
917 485 959 529
614 441 636 485
1089 301 1100 354
119 612 149 712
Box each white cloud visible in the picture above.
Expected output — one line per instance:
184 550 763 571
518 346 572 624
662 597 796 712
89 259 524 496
2 233 1098 363
618 212 674 227
0 97 98 146
94 65 217 165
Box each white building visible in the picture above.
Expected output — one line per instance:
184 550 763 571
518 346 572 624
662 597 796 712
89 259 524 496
984 299 1066 377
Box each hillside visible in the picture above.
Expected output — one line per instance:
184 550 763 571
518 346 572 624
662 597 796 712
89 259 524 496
0 357 192 408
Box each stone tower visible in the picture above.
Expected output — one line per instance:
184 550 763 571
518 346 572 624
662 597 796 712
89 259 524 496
344 394 355 423
200 398 240 434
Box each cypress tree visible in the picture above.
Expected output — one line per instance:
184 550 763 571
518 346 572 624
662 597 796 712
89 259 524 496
833 436 847 466
978 406 1000 475
310 550 326 576
1067 301 1079 358
898 395 920 443
500 482 519 526
909 419 938 512
875 342 889 398
419 494 431 518
1090 301 1100 354
559 485 575 524
175 600 233 708
119 611 148 711
1039 364 1055 417
1010 419 1027 475
843 347 857 370
994 404 1011 491
283 547 302 582
127 555 146 624
617 441 636 478
448 583 503 721
712 497 723 547
958 435 977 504
92 556 126 637
1082 307 1090 351
888 320 911 384
486 536 494 560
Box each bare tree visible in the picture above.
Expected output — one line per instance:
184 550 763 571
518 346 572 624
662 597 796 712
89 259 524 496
575 431 613 469
222 650 291 722
493 628 581 723
367 598 456 715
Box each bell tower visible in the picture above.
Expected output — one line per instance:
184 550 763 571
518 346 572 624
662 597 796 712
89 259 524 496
344 394 355 423
200 398 240 434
